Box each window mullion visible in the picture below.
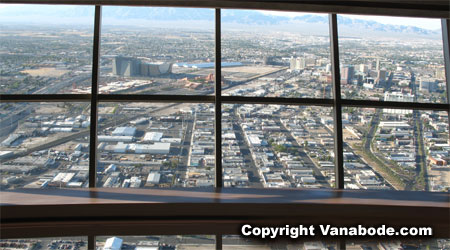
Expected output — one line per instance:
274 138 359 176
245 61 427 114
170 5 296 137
89 5 102 188
215 8 223 188
88 235 96 249
441 18 450 131
215 234 222 250
329 14 344 189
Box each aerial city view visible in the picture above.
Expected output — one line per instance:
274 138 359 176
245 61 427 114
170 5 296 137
0 6 448 193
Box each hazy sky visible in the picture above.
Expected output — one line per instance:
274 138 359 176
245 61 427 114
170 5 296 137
259 11 441 30
0 4 441 30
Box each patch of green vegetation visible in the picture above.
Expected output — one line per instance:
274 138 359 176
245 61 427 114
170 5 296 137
361 116 407 189
273 144 287 153
413 118 426 191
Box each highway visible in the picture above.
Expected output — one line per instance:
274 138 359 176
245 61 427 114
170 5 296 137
35 74 90 94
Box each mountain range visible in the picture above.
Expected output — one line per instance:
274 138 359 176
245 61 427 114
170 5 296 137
0 5 440 38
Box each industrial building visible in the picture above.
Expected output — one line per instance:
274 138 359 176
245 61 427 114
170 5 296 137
135 143 171 154
146 172 161 185
142 132 163 142
98 135 134 142
104 237 123 250
383 91 414 114
111 127 136 136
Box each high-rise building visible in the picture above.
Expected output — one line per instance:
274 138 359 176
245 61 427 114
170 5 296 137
289 57 306 70
359 64 368 73
341 65 354 84
112 56 141 77
435 67 446 80
263 56 276 65
376 69 387 85
420 78 438 92
112 56 172 77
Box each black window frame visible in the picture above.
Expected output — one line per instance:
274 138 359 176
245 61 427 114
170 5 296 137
0 4 449 249
0 5 449 190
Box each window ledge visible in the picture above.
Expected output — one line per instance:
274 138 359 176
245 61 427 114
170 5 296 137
1 188 449 238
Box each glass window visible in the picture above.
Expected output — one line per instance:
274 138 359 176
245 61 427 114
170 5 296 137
223 235 337 249
347 239 450 250
96 235 215 249
342 107 449 191
100 7 215 95
0 102 90 189
0 6 448 192
0 237 88 250
221 10 332 99
222 104 334 188
0 4 94 94
338 15 447 104
96 102 214 188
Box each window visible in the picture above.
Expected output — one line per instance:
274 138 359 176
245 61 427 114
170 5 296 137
343 108 449 191
0 102 90 189
0 5 448 193
338 15 446 104
223 235 337 249
222 104 334 188
96 235 215 249
0 237 88 249
346 239 450 249
96 102 215 188
0 5 94 94
221 10 332 99
99 7 215 96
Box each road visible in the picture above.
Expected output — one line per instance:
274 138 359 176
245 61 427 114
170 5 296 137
413 111 428 191
233 119 263 187
410 71 428 191
278 119 331 188
35 74 90 94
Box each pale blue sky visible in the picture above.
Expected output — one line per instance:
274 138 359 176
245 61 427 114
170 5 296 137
259 11 441 30
0 4 441 30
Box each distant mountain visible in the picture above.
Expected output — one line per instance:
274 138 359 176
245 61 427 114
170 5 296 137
335 15 438 36
0 5 440 37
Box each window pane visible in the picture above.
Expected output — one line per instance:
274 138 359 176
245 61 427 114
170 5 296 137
100 7 214 95
347 239 450 250
221 10 332 99
338 15 447 103
223 235 336 249
0 102 90 189
96 102 214 188
96 235 215 249
0 4 94 94
342 107 449 191
222 104 334 188
0 237 87 250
